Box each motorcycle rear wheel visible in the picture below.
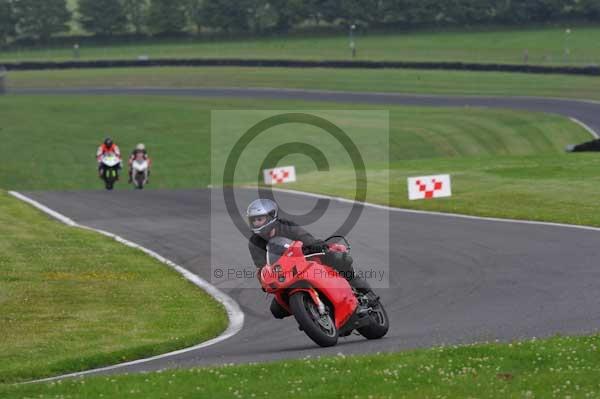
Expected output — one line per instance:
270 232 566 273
357 301 389 340
289 292 338 347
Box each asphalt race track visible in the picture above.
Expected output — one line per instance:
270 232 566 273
11 87 600 137
15 88 600 376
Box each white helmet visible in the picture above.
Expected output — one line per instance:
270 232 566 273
135 143 146 152
247 199 279 237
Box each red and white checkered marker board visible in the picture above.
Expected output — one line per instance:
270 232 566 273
263 166 297 185
408 174 452 200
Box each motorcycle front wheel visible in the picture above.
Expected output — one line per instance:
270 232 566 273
103 170 115 191
135 174 144 190
289 292 338 347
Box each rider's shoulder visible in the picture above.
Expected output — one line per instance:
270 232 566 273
278 219 299 227
249 234 266 245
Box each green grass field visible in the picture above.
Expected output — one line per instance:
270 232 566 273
0 190 227 384
8 67 600 102
2 26 600 65
1 92 597 393
0 94 597 227
3 21 599 396
3 334 599 398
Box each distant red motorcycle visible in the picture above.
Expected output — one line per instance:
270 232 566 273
260 236 389 347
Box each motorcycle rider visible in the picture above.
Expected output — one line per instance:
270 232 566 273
247 198 376 319
128 143 152 183
96 137 121 179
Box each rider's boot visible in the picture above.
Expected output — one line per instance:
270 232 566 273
349 275 371 292
350 276 379 306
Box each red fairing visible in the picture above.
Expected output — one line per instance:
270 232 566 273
260 241 358 329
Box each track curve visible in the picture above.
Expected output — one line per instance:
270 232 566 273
15 88 600 376
11 87 600 136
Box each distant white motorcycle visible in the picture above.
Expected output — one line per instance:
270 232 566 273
131 153 149 190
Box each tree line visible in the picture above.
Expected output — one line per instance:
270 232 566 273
1 0 600 44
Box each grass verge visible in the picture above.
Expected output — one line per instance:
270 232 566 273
0 95 595 227
0 190 227 383
2 334 599 398
2 26 600 65
7 67 600 101
289 153 600 227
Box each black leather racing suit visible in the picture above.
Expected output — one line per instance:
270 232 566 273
249 219 371 319
248 219 324 268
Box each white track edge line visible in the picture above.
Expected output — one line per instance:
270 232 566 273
266 187 600 233
570 117 600 139
8 191 245 384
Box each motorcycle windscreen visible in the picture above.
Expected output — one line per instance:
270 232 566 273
266 237 294 265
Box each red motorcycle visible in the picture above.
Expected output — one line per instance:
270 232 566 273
260 236 389 347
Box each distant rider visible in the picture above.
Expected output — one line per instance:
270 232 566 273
247 198 376 319
96 137 121 179
128 143 152 183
